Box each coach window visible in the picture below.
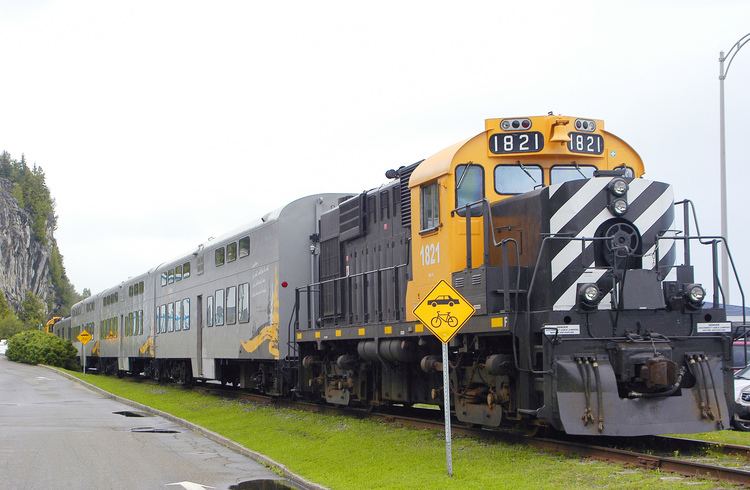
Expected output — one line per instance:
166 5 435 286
215 289 225 326
183 262 190 279
128 285 133 297
175 265 183 282
207 296 214 327
128 312 133 336
168 269 175 284
420 182 440 232
239 236 250 258
226 286 237 324
167 302 174 332
139 281 144 294
455 164 484 217
227 242 237 263
161 272 167 287
183 299 190 330
155 306 161 334
175 301 182 331
139 310 144 335
239 283 249 323
215 247 225 267
550 165 596 184
494 164 543 195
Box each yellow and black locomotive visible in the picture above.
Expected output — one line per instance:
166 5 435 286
296 114 735 436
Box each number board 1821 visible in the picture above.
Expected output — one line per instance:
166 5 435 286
488 131 544 154
568 132 604 155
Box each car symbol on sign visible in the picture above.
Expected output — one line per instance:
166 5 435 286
429 295 459 307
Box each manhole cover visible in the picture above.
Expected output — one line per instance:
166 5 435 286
113 410 151 417
130 427 180 433
229 480 299 490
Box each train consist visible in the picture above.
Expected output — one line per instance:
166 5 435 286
55 115 740 436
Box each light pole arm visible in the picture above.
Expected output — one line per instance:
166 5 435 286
721 33 750 79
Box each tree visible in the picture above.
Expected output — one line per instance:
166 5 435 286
0 291 10 318
19 291 45 328
82 288 91 299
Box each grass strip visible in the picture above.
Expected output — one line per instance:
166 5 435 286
66 371 726 489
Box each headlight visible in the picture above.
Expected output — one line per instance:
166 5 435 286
685 284 705 308
578 283 601 310
609 178 628 197
610 198 628 216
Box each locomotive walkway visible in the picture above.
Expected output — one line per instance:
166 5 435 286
0 356 285 490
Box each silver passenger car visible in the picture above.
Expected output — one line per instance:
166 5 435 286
69 194 347 390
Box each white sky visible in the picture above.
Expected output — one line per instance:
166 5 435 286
1 1 749 304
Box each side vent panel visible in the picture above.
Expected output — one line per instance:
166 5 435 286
339 193 366 242
399 161 421 228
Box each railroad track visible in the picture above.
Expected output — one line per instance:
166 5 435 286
164 379 750 485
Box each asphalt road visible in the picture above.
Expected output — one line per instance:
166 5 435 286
0 355 282 489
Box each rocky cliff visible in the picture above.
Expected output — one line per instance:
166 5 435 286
0 177 55 313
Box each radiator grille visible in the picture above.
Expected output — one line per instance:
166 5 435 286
399 161 421 228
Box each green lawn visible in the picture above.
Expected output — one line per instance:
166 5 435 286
674 430 750 446
65 371 730 489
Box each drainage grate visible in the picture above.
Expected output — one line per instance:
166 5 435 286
113 410 150 417
230 480 298 490
130 427 180 433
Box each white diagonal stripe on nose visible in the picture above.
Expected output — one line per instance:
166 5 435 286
550 179 651 280
550 178 610 235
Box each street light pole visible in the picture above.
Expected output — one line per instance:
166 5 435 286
718 33 750 306
719 50 728 305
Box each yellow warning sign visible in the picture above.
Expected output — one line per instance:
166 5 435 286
413 280 475 344
77 330 93 345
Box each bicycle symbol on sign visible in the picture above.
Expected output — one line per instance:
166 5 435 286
431 311 459 328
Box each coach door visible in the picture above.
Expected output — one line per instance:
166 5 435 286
196 295 203 377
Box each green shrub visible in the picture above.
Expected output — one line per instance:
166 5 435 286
0 314 26 340
6 330 78 369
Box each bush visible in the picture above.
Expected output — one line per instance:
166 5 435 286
6 330 79 369
0 314 26 340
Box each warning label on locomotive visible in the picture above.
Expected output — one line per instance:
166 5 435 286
543 324 580 336
696 322 732 333
413 280 475 344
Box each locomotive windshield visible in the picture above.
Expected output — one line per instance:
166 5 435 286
494 163 542 194
550 164 596 184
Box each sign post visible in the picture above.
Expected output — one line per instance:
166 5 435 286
413 279 475 477
77 330 92 373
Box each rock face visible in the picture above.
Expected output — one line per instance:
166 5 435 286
0 177 54 312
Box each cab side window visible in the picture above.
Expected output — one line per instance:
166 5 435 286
455 164 484 217
420 182 440 232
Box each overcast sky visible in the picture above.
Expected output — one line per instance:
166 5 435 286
1 1 749 304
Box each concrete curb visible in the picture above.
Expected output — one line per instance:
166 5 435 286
43 366 326 490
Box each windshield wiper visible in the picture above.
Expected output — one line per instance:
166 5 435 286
456 162 473 190
517 162 538 184
573 162 587 179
